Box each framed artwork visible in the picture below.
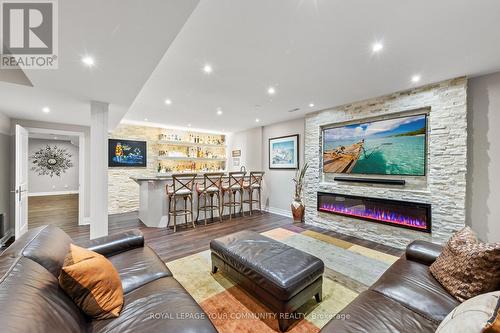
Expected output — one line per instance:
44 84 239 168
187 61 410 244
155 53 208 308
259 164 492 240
269 134 299 170
108 139 147 167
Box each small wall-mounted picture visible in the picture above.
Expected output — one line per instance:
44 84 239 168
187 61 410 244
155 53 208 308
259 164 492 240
269 134 299 170
108 139 147 167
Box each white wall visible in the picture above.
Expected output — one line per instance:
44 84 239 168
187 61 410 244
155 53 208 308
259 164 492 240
28 139 79 195
467 72 500 242
261 118 305 216
227 119 305 217
227 127 263 172
0 112 11 239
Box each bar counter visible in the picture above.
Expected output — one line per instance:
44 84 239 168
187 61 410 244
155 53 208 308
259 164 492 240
131 174 257 228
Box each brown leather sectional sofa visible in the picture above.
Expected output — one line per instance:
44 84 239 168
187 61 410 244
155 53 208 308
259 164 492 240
0 225 217 333
321 240 458 333
0 225 460 333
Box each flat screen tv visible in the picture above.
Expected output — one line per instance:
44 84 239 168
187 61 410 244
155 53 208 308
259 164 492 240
108 139 147 167
322 114 427 176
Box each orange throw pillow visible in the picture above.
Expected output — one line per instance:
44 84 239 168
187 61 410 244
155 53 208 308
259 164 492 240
59 244 124 320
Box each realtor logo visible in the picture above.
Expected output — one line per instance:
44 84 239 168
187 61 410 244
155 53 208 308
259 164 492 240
0 0 58 69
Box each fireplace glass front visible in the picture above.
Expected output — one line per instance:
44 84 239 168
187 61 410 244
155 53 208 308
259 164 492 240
317 192 431 233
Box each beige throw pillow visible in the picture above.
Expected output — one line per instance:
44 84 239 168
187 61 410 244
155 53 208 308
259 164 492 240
436 291 500 333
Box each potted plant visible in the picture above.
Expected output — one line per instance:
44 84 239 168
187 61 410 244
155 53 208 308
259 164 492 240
291 162 309 222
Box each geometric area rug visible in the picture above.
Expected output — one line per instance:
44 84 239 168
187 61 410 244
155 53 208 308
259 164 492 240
166 227 399 332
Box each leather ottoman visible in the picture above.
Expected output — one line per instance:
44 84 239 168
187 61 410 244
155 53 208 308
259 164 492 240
210 230 324 331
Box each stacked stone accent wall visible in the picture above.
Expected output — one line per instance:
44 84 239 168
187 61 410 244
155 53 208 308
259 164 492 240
108 124 162 214
304 77 468 249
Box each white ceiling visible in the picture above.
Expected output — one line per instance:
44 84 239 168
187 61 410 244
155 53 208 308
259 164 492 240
126 0 500 133
29 132 80 146
1 0 500 134
0 0 199 128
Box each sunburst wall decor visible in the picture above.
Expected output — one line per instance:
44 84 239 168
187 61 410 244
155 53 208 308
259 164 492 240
30 145 74 177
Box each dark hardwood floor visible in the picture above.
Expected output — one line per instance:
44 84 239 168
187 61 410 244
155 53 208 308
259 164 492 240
46 213 403 262
70 211 298 262
14 194 403 260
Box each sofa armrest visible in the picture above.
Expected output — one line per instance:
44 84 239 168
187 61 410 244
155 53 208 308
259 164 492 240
85 229 144 257
405 240 443 266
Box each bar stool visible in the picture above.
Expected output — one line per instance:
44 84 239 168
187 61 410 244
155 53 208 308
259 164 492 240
166 173 197 232
196 172 224 225
243 171 265 215
221 171 246 220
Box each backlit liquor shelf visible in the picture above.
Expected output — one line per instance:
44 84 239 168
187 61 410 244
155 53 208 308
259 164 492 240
155 131 227 175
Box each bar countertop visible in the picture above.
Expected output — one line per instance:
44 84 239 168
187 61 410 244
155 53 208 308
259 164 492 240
130 173 247 182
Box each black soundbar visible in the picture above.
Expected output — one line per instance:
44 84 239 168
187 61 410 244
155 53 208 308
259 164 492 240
333 177 406 185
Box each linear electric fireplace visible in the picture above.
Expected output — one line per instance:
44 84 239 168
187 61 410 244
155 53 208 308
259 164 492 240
317 192 431 233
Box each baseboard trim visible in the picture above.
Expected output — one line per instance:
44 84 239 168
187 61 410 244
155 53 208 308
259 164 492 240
266 206 293 218
1 229 13 246
80 217 91 225
29 190 79 197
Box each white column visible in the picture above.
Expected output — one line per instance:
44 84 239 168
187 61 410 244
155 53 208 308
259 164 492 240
90 101 109 239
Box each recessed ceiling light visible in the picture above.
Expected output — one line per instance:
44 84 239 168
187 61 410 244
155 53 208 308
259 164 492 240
165 99 172 105
267 87 276 95
411 75 421 83
203 64 213 74
144 118 148 121
81 56 95 67
309 103 315 108
255 118 260 123
216 108 223 115
372 42 383 53
188 123 192 127
42 107 50 113
54 136 58 140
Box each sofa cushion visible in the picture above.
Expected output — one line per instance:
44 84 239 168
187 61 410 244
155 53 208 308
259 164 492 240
108 245 172 293
59 244 124 320
2 225 72 277
90 277 217 333
430 226 500 302
0 256 88 333
370 257 459 323
320 290 438 333
210 230 324 301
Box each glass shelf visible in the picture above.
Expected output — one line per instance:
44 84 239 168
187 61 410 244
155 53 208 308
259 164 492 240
156 140 226 148
157 156 226 161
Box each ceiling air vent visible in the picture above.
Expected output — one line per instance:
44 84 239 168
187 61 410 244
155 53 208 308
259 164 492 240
288 108 300 113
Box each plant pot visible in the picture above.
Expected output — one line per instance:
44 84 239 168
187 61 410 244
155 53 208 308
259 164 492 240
291 200 305 223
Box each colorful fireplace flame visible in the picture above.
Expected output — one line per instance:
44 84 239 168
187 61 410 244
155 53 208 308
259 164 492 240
319 202 428 230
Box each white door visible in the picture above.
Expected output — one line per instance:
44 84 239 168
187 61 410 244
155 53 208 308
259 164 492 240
14 125 29 239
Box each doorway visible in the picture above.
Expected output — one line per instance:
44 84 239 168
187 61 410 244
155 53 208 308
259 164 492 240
14 125 86 239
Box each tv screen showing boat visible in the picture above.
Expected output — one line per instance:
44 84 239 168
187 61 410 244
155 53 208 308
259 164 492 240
322 114 427 176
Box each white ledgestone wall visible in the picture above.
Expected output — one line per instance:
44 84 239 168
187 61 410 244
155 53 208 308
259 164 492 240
108 124 162 214
304 77 468 249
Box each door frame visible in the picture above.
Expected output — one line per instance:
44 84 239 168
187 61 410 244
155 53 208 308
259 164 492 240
25 127 87 225
14 125 29 239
